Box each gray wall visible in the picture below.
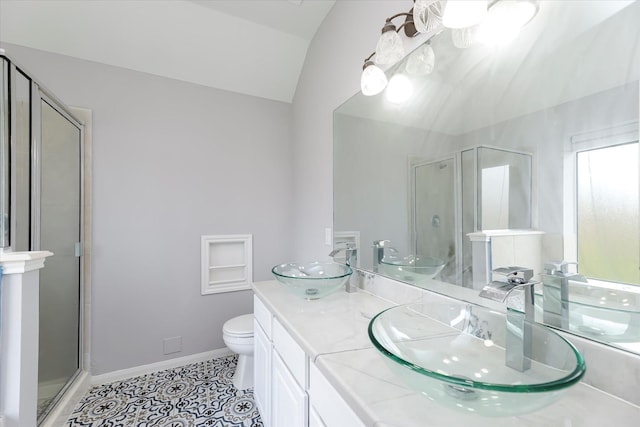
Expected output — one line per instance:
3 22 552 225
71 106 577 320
291 1 401 261
2 0 404 375
2 43 293 375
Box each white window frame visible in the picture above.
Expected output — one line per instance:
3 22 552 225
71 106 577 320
564 121 639 283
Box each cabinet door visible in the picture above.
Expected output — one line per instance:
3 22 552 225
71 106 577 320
272 351 308 427
254 320 271 427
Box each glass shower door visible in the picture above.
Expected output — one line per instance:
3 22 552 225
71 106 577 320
37 98 82 420
413 157 458 284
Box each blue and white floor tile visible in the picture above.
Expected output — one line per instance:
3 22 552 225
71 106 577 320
67 355 262 427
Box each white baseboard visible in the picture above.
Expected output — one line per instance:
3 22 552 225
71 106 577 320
91 348 234 386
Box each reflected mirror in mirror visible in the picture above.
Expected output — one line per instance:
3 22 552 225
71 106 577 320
333 0 639 354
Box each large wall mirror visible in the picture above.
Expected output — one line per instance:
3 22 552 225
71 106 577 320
334 1 640 355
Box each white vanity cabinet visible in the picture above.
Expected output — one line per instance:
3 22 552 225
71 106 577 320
254 295 309 427
272 350 308 426
253 293 366 427
253 319 271 424
308 362 365 427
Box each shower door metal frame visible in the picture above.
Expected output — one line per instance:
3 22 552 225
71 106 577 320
1 53 86 424
31 81 85 425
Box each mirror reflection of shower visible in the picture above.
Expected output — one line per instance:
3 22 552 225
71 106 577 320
411 156 457 284
410 146 532 288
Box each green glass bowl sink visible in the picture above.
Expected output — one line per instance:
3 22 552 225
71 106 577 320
379 255 445 283
272 261 352 300
368 301 586 416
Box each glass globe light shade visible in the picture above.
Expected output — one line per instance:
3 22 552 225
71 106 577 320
476 0 538 46
386 74 413 104
375 29 405 65
413 0 442 33
452 26 477 48
442 0 488 29
405 44 435 76
505 0 540 27
361 62 388 96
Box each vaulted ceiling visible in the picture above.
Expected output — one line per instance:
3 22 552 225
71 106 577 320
0 0 336 103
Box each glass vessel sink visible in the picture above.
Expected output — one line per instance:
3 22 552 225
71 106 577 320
379 255 445 283
368 301 586 416
537 281 640 342
272 261 352 299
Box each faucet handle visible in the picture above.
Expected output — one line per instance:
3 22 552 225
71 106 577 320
373 240 390 248
493 266 533 283
544 260 578 275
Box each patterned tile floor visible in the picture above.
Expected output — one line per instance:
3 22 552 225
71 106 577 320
66 355 262 427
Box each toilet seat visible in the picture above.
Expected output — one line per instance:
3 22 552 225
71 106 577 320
223 314 254 337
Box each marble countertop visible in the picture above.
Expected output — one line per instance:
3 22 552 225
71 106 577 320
252 280 395 358
252 280 640 426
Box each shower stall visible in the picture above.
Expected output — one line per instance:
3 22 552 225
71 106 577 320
0 53 85 424
411 146 532 288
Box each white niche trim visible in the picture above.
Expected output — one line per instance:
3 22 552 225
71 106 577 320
201 234 253 295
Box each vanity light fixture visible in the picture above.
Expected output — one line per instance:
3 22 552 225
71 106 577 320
360 3 428 97
405 41 435 76
442 0 489 29
451 26 476 48
360 0 540 97
374 11 420 65
361 55 388 96
476 0 540 46
413 0 443 34
386 74 413 104
375 19 407 65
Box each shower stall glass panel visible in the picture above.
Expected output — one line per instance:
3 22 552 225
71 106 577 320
14 69 32 252
37 98 82 420
412 157 459 284
0 58 8 248
1 54 84 423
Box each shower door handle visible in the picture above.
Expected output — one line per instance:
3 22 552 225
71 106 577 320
75 241 83 257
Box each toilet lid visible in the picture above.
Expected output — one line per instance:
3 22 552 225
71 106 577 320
223 314 254 337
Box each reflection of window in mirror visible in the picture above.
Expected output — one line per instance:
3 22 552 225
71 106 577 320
481 165 510 229
576 141 639 285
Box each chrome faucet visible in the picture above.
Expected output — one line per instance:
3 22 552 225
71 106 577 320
479 267 538 372
542 261 586 329
329 243 359 293
329 242 357 266
372 240 390 272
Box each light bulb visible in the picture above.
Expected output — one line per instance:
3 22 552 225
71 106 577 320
405 44 435 76
386 74 413 104
361 62 388 96
476 0 538 46
413 0 442 33
507 0 539 27
375 28 405 65
442 0 488 29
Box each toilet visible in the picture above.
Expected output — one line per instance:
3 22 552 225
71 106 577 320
222 314 254 390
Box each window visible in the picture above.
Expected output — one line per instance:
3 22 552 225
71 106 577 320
576 141 639 285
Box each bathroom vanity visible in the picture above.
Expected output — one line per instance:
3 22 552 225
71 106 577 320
252 277 640 427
